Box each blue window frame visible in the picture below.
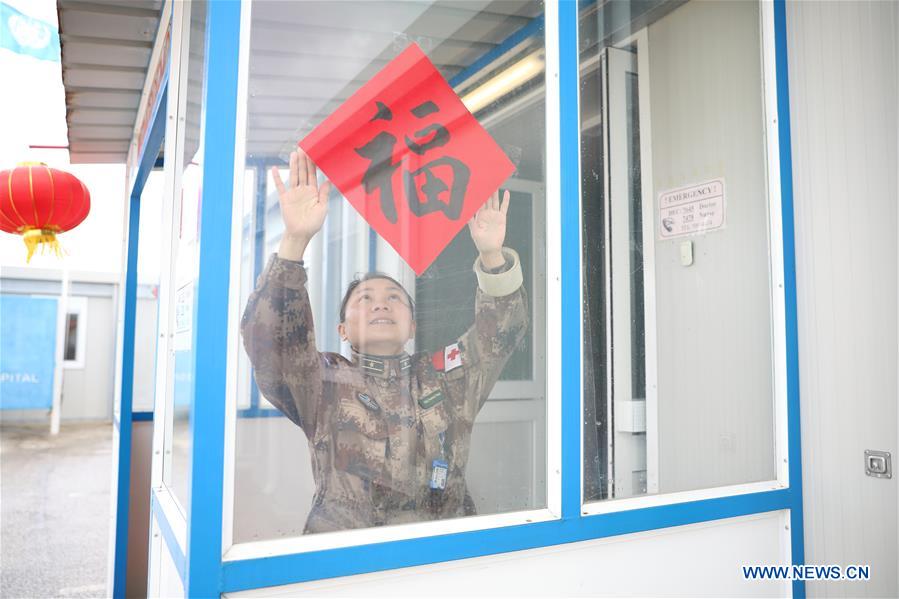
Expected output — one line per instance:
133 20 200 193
111 75 168 599
125 0 806 596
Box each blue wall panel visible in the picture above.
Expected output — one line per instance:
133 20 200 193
0 295 58 410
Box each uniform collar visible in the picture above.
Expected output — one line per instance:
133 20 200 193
352 350 412 379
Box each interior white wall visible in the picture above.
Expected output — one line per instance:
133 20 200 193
224 511 791 598
230 397 547 544
132 296 160 413
785 1 898 598
648 0 775 493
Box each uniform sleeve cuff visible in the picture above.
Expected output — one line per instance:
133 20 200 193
262 254 308 290
473 248 523 297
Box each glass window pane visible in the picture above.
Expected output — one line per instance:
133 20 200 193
133 166 166 414
580 0 778 502
63 314 78 361
233 0 547 542
164 0 207 515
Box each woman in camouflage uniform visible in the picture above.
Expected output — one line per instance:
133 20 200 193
241 149 528 534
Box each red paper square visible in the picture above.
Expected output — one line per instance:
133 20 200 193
300 43 515 275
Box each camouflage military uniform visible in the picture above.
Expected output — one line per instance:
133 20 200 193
240 248 528 533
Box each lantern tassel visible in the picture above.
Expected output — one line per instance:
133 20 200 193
21 228 63 263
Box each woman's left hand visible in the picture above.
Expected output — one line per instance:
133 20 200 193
468 189 509 269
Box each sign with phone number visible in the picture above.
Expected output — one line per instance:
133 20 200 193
658 178 726 240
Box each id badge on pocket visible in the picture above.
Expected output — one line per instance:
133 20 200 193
430 459 448 490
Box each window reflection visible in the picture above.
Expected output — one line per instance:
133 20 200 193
63 314 78 361
233 0 547 541
581 0 777 502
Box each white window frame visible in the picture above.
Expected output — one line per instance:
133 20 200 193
62 296 88 370
149 0 192 541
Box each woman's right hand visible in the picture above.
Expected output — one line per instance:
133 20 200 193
271 149 332 260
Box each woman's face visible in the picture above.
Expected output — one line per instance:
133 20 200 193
338 277 415 356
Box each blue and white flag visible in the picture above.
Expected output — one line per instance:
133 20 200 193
0 3 60 62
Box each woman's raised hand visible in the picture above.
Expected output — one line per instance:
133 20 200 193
468 189 510 269
271 149 332 260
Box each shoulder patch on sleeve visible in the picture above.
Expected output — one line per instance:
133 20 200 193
444 342 462 372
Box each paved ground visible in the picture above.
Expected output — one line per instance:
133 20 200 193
1 422 112 598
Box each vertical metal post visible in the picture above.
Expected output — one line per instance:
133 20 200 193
772 1 806 597
558 0 582 519
183 0 241 595
111 192 141 598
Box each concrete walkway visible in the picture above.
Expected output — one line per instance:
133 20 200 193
1 422 112 598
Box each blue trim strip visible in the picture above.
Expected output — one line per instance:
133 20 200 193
151 489 187 583
772 2 805 597
449 14 544 89
222 489 792 592
237 407 284 419
130 84 168 198
183 1 241 596
111 192 142 599
559 0 581 520
132 411 154 422
129 0 170 186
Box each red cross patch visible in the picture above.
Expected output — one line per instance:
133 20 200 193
444 342 462 372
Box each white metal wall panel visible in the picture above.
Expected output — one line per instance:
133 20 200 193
60 296 117 420
226 511 791 598
786 1 898 597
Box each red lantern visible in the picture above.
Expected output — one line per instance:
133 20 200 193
0 162 91 262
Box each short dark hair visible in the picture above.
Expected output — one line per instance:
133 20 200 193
339 272 415 323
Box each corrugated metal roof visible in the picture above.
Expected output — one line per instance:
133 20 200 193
58 0 163 164
57 0 542 165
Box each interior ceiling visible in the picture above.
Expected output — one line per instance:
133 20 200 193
58 0 542 165
245 0 542 162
